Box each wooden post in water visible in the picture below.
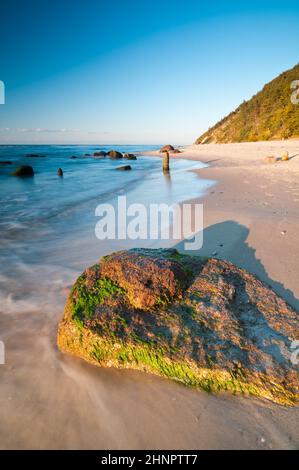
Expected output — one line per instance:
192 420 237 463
162 150 170 173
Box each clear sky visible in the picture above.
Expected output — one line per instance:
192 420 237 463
0 0 299 144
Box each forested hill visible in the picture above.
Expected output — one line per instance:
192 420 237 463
195 63 299 144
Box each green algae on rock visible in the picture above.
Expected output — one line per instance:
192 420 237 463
57 248 299 405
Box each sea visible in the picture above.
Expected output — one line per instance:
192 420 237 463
0 144 215 449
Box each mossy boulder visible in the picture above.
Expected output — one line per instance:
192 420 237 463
57 248 299 405
12 165 34 177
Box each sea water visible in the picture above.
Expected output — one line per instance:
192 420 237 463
0 144 216 449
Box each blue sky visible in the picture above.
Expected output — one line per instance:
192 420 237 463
0 0 298 144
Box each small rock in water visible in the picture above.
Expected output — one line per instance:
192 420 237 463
94 151 106 157
12 165 34 177
159 144 174 153
57 168 63 177
123 153 137 160
116 165 132 171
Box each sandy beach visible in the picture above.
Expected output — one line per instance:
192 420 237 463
150 140 299 312
140 140 299 449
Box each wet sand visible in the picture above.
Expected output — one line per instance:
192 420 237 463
0 142 299 449
1 302 298 450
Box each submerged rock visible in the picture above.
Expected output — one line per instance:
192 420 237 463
25 153 45 158
57 248 299 405
108 150 123 159
116 165 131 171
12 165 34 177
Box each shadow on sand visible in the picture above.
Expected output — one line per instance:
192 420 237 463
175 219 299 311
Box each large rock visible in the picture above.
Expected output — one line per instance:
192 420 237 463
108 150 123 159
159 144 174 153
57 248 299 405
12 165 34 177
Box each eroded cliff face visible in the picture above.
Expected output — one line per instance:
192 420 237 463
58 248 299 405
